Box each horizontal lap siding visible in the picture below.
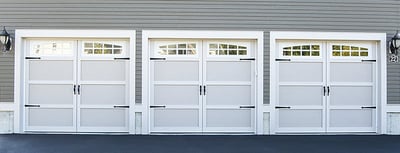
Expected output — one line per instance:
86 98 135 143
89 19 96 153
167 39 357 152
0 0 399 104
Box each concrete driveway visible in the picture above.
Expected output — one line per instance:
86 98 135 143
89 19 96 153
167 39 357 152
1 134 399 153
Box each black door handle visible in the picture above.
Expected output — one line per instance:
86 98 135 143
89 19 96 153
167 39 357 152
150 105 166 108
77 85 81 95
327 86 330 96
200 86 202 95
240 106 255 108
361 106 376 109
323 86 326 96
25 104 40 107
73 85 76 95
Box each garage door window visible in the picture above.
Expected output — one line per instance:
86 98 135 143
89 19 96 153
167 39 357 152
208 43 248 56
157 43 197 55
83 41 125 55
282 45 320 57
30 41 74 55
332 45 369 57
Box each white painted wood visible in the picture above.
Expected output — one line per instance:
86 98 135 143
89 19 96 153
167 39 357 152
15 30 136 134
142 30 264 134
270 31 386 134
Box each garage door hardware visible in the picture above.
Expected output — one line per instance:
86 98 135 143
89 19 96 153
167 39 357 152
73 85 77 95
24 104 40 107
240 58 255 61
323 86 331 96
200 86 206 95
150 58 166 60
113 105 129 108
25 57 41 59
361 59 376 62
240 106 255 108
275 106 291 109
114 57 130 60
275 59 291 61
150 105 166 108
361 106 376 109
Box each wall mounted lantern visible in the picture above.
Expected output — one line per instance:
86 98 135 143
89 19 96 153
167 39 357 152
0 26 12 53
389 31 400 62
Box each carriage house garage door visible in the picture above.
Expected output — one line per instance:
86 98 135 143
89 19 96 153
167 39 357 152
275 41 377 133
24 39 131 132
149 39 256 133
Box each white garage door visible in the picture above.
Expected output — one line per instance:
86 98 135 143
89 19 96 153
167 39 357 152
275 41 376 133
149 40 256 133
24 39 130 132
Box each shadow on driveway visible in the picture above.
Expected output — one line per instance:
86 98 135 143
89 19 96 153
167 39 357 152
1 134 400 153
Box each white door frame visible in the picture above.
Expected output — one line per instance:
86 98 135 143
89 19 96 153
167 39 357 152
270 31 387 134
142 30 264 134
14 30 136 133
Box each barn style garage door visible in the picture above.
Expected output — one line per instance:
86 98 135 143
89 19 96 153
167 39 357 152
149 39 256 133
24 39 130 132
275 41 377 133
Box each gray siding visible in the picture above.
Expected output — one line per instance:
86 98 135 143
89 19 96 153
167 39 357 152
0 0 399 104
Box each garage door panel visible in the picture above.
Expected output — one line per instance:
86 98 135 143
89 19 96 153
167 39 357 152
206 85 251 105
279 109 323 128
330 63 373 82
28 108 73 127
153 109 199 127
80 109 127 127
329 109 373 127
206 61 251 82
206 109 252 127
81 61 126 81
80 84 126 105
279 86 323 106
330 86 373 106
29 60 74 81
154 61 199 81
29 84 73 105
279 62 323 82
154 85 199 106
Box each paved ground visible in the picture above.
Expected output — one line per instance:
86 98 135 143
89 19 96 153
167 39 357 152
0 134 400 153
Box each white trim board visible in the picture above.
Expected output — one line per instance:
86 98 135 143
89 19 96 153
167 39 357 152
269 31 387 134
14 29 136 134
142 30 264 134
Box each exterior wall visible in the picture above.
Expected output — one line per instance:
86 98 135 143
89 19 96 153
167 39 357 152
0 0 399 132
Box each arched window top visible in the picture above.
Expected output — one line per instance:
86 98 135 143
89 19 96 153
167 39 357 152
30 41 74 55
83 41 125 55
208 43 248 56
282 44 320 57
332 45 369 57
157 43 197 55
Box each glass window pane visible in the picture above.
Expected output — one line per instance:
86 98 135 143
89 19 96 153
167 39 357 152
293 51 301 56
302 45 310 50
114 49 122 54
159 45 167 49
94 43 103 49
342 45 350 50
209 44 218 49
228 50 237 55
168 44 176 48
332 45 340 50
219 44 228 49
351 46 359 50
188 44 196 49
104 49 112 54
84 43 93 48
293 46 301 50
94 49 102 54
332 51 340 56
104 43 112 48
238 46 247 49
84 49 93 54
302 51 310 56
342 51 350 56
229 45 237 49
178 50 186 55
283 51 291 56
312 45 320 50
168 49 177 55
351 52 359 56
209 50 217 55
219 50 227 55
178 44 186 48
360 52 368 56
238 50 247 55
311 51 319 56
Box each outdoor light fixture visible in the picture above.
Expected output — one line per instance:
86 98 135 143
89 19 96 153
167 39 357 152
0 26 12 52
389 31 400 62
